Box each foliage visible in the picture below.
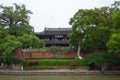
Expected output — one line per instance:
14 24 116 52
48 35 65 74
83 53 120 70
82 26 111 52
23 47 74 54
46 46 61 52
69 1 120 52
18 34 45 49
5 56 22 66
83 53 105 67
24 59 72 66
112 9 120 29
106 34 120 53
0 29 8 55
0 35 22 57
69 62 77 66
46 46 73 53
61 47 74 53
0 3 33 36
73 58 86 66
0 3 45 67
0 3 33 58
28 60 39 66
23 58 85 70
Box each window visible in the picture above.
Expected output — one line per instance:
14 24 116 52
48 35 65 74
55 35 63 38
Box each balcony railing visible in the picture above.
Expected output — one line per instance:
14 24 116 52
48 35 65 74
44 40 68 44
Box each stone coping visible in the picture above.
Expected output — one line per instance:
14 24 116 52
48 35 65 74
0 69 120 75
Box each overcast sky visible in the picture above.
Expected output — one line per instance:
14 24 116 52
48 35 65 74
0 0 115 32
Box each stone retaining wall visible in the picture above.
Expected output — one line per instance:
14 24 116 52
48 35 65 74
0 70 120 75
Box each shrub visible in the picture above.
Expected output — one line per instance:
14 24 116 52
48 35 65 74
38 59 71 66
28 60 39 66
83 52 120 70
73 58 86 66
61 47 73 53
23 59 87 70
103 53 120 67
70 62 77 66
24 59 73 67
46 46 74 53
47 46 61 52
5 56 21 67
0 56 4 63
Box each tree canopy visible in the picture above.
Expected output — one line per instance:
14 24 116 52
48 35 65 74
69 1 120 54
0 3 45 61
0 3 33 36
18 34 45 49
107 34 120 53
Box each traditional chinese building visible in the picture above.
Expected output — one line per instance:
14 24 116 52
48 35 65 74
35 27 72 47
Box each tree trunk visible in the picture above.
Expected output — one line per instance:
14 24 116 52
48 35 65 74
77 43 82 59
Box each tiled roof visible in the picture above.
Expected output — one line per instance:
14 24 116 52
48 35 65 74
36 28 72 35
44 28 72 31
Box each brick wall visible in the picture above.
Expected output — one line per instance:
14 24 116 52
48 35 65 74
15 49 79 59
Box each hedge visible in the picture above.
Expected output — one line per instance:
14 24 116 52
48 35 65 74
23 58 85 70
83 52 120 70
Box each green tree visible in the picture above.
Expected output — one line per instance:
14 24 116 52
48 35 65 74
0 3 44 56
82 26 111 52
112 10 120 29
69 9 107 58
0 35 22 67
0 4 44 68
106 2 120 54
18 34 45 49
69 2 120 55
0 35 22 57
0 28 8 44
0 3 33 36
106 34 120 54
111 1 120 11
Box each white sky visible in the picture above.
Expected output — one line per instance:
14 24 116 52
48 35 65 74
0 0 115 32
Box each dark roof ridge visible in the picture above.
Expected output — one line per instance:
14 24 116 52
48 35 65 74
44 27 72 31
